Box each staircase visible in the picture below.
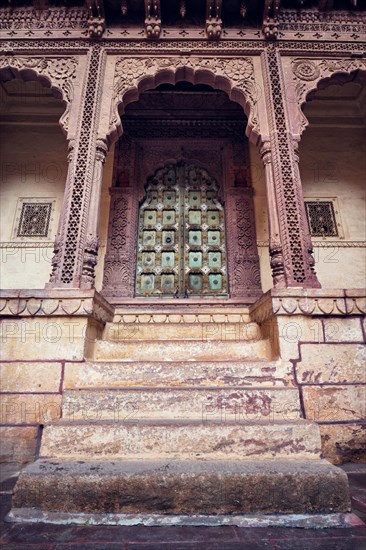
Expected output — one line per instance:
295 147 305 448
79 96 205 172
11 310 350 518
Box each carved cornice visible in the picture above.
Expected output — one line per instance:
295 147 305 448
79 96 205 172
278 8 365 41
0 289 114 323
0 55 78 132
110 55 260 144
250 289 366 322
0 6 364 43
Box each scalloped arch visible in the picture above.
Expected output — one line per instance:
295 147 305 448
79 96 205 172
297 63 366 136
305 67 366 105
0 57 77 135
108 57 261 147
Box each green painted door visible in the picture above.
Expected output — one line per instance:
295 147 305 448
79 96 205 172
136 162 228 297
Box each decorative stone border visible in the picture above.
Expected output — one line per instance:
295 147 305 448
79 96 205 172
250 289 366 323
0 290 114 324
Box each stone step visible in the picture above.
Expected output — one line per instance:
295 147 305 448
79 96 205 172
62 387 301 421
64 360 294 389
40 420 320 461
12 458 350 515
92 339 273 362
103 321 262 341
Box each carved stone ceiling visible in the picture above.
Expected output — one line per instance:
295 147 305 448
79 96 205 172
121 83 248 138
123 84 246 121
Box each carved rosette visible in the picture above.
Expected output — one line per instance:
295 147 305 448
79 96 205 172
291 57 366 134
109 56 260 144
0 55 78 133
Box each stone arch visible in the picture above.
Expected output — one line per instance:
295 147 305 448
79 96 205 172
295 63 366 290
108 56 262 147
0 63 72 290
0 56 78 134
291 58 366 136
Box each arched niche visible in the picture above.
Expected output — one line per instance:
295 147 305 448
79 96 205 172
0 75 69 289
298 70 366 290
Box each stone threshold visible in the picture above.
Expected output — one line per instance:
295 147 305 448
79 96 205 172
6 508 364 529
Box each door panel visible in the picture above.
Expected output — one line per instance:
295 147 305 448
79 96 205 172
136 162 228 297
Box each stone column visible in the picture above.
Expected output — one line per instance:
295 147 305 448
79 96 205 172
261 46 320 289
260 141 286 289
48 45 107 289
80 138 108 288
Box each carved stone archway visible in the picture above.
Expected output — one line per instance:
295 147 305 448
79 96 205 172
102 78 262 302
291 58 366 136
0 55 78 135
107 56 263 147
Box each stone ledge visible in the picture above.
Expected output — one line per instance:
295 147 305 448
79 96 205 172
250 288 366 322
0 289 114 324
11 458 350 515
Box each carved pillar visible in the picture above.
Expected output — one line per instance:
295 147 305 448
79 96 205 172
48 45 106 288
260 141 285 289
81 138 108 288
262 46 320 288
102 187 139 298
225 187 262 300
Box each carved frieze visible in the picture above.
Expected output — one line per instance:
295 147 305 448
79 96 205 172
0 289 114 323
250 289 366 323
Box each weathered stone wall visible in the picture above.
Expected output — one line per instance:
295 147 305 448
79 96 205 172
251 289 366 465
0 290 113 463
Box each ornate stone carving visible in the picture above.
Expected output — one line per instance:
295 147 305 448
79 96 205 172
263 46 320 289
206 0 222 40
0 55 77 132
81 138 108 288
292 60 321 81
278 8 365 38
110 56 260 145
48 46 106 288
144 0 161 39
102 189 138 298
225 187 262 300
0 6 88 30
0 289 114 323
291 57 366 134
250 289 366 323
86 0 105 39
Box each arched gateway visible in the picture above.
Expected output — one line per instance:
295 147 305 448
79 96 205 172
102 83 262 302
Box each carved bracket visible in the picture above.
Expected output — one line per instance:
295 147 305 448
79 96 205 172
206 0 222 40
144 0 161 39
86 0 106 39
0 55 78 134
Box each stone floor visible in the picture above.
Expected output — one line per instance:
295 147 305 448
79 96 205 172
1 463 365 549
